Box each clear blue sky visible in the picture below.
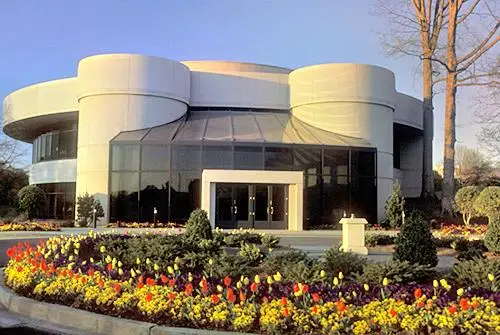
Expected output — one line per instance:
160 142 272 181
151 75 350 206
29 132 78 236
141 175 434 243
0 0 480 167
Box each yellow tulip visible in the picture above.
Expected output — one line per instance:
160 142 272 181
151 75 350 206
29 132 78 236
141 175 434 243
146 258 151 265
364 284 369 291
153 263 159 271
118 268 123 276
136 258 141 265
217 285 223 292
267 276 273 285
167 266 174 274
457 288 464 296
236 282 242 289
433 280 439 288
382 278 389 286
90 257 95 263
338 272 344 280
68 255 74 261
333 277 339 286
100 246 106 253
320 270 326 278
243 277 249 285
488 273 494 282
254 275 260 284
174 264 179 271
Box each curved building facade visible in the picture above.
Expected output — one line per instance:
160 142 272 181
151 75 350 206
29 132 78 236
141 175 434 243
2 54 424 229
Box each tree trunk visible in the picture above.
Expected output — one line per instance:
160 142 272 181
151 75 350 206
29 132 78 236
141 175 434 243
442 1 459 216
422 57 435 198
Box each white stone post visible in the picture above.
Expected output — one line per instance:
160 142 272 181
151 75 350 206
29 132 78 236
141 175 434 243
339 215 368 255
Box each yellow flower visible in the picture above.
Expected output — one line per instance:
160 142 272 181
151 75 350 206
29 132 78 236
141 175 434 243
146 258 151 265
131 269 136 278
267 276 273 285
236 282 242 289
243 277 249 285
74 249 79 255
338 272 344 279
167 266 174 274
254 275 260 284
208 259 213 265
364 284 369 291
217 285 223 292
174 263 179 271
457 288 464 296
273 272 282 282
118 261 123 268
100 246 106 253
136 258 141 265
118 268 123 276
68 255 74 262
153 263 159 271
90 257 95 263
488 273 494 282
333 277 339 286
383 278 389 286
188 273 193 282
320 270 326 278
433 280 439 288
440 279 447 287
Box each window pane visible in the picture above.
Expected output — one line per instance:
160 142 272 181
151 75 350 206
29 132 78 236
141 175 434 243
265 147 293 170
140 172 169 222
170 170 200 222
322 176 350 227
303 174 321 229
141 145 170 171
351 151 376 177
234 146 263 170
323 149 348 176
51 132 60 159
294 147 321 173
172 145 201 171
350 177 377 224
111 145 140 171
202 145 233 169
110 172 139 221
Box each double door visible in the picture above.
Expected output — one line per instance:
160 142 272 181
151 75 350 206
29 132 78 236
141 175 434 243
215 183 288 229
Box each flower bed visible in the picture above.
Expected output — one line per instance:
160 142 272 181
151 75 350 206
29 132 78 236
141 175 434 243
106 222 184 229
4 232 499 334
0 221 60 232
433 224 487 239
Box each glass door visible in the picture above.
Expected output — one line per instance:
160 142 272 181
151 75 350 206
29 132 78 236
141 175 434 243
253 184 269 229
215 184 235 229
269 184 288 229
234 184 252 228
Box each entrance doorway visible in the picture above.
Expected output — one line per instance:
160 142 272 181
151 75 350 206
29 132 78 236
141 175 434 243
215 183 288 229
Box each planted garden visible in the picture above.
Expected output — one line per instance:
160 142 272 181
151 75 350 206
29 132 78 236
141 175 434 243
4 209 500 334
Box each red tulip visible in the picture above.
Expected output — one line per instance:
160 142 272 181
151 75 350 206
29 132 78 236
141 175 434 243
336 300 346 313
185 283 193 296
293 283 300 292
114 284 121 293
239 291 246 302
168 279 176 288
224 276 231 287
250 282 258 293
312 293 320 303
160 275 168 284
389 309 397 317
281 297 287 306
283 308 289 317
227 288 236 303
414 288 422 299
168 292 176 301
460 298 469 311
145 292 152 302
448 305 457 314
312 305 319 314
212 294 219 304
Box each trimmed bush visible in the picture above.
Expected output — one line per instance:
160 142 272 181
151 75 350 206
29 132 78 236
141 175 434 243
323 248 366 278
262 250 311 275
353 260 435 285
454 186 481 225
76 193 104 227
393 211 438 267
365 234 396 247
474 186 500 252
17 185 46 220
451 258 499 289
185 209 213 241
385 181 405 228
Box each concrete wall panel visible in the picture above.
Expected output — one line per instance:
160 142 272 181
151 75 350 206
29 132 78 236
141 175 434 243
395 93 423 130
29 159 77 184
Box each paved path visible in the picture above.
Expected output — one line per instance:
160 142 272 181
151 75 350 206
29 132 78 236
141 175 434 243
0 305 96 334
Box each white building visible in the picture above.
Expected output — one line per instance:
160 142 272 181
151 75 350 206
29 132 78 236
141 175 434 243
2 54 425 230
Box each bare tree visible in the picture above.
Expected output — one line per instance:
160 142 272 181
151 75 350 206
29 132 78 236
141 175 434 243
475 82 500 159
0 135 27 168
438 0 499 215
455 145 493 184
375 0 448 198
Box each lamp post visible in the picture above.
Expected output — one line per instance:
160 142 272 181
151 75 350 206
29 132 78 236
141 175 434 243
93 208 97 229
153 207 158 226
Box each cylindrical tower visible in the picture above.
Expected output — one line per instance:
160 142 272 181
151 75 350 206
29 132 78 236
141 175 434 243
76 54 190 223
289 63 397 222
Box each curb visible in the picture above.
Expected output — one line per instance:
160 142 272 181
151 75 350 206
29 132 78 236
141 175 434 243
0 271 253 335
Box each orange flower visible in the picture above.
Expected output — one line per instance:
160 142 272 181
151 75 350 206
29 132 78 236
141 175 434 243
471 300 480 309
137 282 144 289
460 298 469 311
227 288 236 303
146 278 156 286
312 305 319 314
168 292 176 301
414 288 422 299
168 279 176 288
312 293 320 303
239 290 246 302
60 269 67 277
98 278 104 288
293 283 300 292
302 284 309 294
417 301 424 308
336 300 346 313
250 282 258 293
201 279 208 294
212 294 220 304
185 283 193 296
16 266 23 273
283 308 289 317
87 268 94 277
224 276 231 287
138 275 144 284
281 297 288 306
145 292 153 302
160 275 168 284
448 305 457 314
114 284 121 293
389 309 397 317
81 277 87 285
6 248 14 258
107 263 113 271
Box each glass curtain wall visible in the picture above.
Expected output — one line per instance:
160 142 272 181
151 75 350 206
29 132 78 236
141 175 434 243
109 142 377 227
32 129 77 163
37 182 76 220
